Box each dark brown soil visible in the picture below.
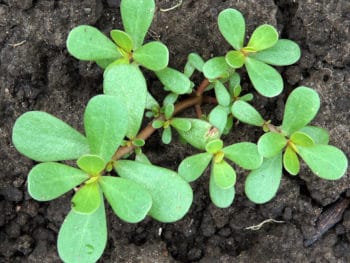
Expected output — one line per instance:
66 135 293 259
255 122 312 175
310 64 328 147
1 0 349 262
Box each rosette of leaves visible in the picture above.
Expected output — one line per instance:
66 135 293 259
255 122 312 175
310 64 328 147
232 86 348 204
12 94 193 262
218 8 301 97
178 139 262 208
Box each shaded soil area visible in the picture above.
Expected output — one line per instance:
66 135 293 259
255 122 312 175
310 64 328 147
0 0 349 262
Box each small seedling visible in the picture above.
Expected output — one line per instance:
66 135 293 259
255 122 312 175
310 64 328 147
11 1 347 262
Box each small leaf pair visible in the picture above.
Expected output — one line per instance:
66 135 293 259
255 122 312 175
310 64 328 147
218 8 301 97
184 53 205 77
179 139 262 208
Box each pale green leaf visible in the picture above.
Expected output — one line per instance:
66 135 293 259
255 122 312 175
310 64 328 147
214 81 231 106
203 57 231 80
133 41 169 71
247 24 278 51
299 126 329 144
164 103 174 120
135 152 152 164
225 50 245 68
283 146 299 175
258 132 287 158
77 154 106 176
223 142 263 170
146 91 159 110
72 182 101 214
155 67 191 94
205 139 224 154
231 100 264 126
184 62 195 77
209 174 235 208
208 105 228 134
290 131 314 146
152 120 164 129
162 127 172 144
12 111 89 162
178 152 212 182
110 29 133 52
218 9 245 50
171 118 192 132
229 72 241 94
212 160 236 189
188 53 205 72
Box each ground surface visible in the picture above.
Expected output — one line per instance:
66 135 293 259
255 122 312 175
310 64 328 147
0 0 349 262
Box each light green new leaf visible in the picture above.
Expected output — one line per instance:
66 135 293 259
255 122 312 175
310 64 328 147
162 127 172 144
209 174 235 208
229 72 241 94
281 86 320 135
110 29 133 52
251 39 301 66
212 160 236 189
121 0 155 49
258 132 287 158
203 57 231 80
171 118 192 132
223 142 263 170
178 152 212 182
152 120 164 129
247 24 278 51
208 105 228 134
184 62 195 77
99 176 152 223
214 81 231 106
146 91 159 110
205 139 224 154
58 199 107 263
188 53 205 72
240 93 254 102
176 119 220 150
133 41 169 71
298 144 348 180
299 126 329 144
156 67 191 94
245 57 283 97
28 162 88 201
290 131 314 146
84 95 128 162
218 9 245 50
231 100 264 126
245 153 282 204
135 152 152 165
67 25 121 61
223 115 234 135
164 103 174 120
12 111 89 162
77 154 106 176
283 146 300 175
72 182 101 214
114 161 193 222
104 64 147 138
225 50 245 68
96 58 118 69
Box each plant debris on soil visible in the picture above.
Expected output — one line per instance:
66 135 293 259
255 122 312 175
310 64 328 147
0 0 349 262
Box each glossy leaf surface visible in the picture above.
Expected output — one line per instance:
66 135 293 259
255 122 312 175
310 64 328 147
283 146 300 175
247 24 278 51
299 126 329 144
212 160 236 189
72 182 101 214
133 41 169 71
225 50 245 68
223 142 263 170
218 9 245 50
110 29 133 52
290 131 314 146
178 152 212 182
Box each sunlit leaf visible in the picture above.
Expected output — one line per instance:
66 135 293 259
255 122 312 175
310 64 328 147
77 154 106 176
205 139 223 154
212 160 236 189
231 100 264 126
218 9 245 50
203 57 231 80
171 118 192 132
208 105 228 134
214 81 231 106
133 41 169 71
225 50 245 68
72 182 101 214
283 146 299 175
209 174 235 208
223 142 263 170
247 24 278 51
187 53 205 72
156 67 191 94
178 152 212 182
299 126 329 144
110 29 133 52
258 132 287 158
290 131 314 146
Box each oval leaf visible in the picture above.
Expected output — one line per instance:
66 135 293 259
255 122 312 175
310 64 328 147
114 161 193 223
58 200 107 263
258 132 287 158
155 67 191 94
218 9 245 50
299 126 329 144
188 53 205 72
121 0 155 49
223 142 263 170
205 139 224 154
77 154 106 176
72 182 101 214
12 111 89 162
110 29 133 52
283 146 300 175
103 64 147 138
290 131 314 146
247 24 278 51
171 118 192 132
245 57 283 97
298 145 348 180
245 154 283 204
214 81 231 106
251 39 301 66
231 100 264 126
28 162 88 201
212 160 236 189
84 95 128 162
209 174 235 208
162 127 172 144
67 25 120 61
225 50 245 68
99 176 152 223
281 86 320 135
133 41 169 71
178 152 212 182
203 57 231 80
208 105 228 134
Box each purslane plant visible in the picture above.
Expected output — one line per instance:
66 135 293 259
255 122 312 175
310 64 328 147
11 1 348 262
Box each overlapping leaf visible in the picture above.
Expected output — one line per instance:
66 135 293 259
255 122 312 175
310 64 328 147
209 174 235 208
218 9 245 50
231 100 265 126
72 182 101 214
258 132 287 158
133 41 169 71
156 67 191 94
223 142 263 170
178 152 212 182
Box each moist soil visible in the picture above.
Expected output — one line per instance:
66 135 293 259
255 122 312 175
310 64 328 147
1 0 349 262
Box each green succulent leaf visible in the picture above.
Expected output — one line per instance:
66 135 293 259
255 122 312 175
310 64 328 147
208 105 228 134
229 72 241 94
146 91 159 110
281 86 320 135
164 103 174 120
28 162 88 201
214 81 231 106
133 138 145 147
110 29 133 52
251 39 301 66
84 95 128 162
135 152 152 165
245 153 282 204
223 115 234 135
58 199 107 263
163 93 178 106
171 118 192 132
104 64 147 138
209 174 235 208
231 100 264 126
156 67 191 94
290 131 314 146
72 182 101 214
99 176 152 223
283 146 300 175
239 93 254 102
77 154 106 176
133 41 169 71
205 139 224 154
212 160 236 189
218 9 245 50
298 144 348 180
178 152 212 182
152 120 165 129
223 142 263 170
203 57 231 80
245 57 283 97
121 0 155 49
96 58 118 69
176 119 220 150
12 111 89 162
247 24 278 51
162 127 172 144
187 53 205 72
299 126 329 144
114 160 193 223
67 25 121 61
258 132 287 158
225 50 245 68
184 62 195 77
